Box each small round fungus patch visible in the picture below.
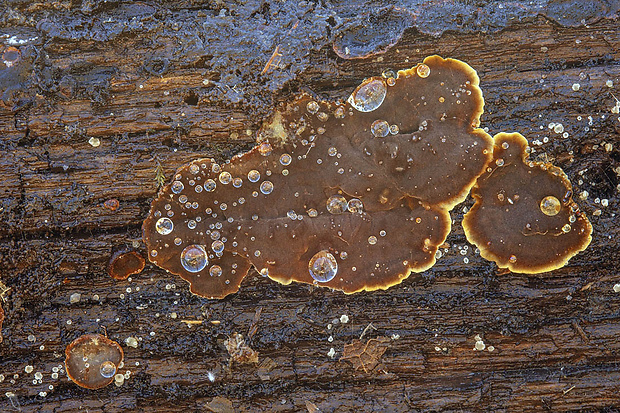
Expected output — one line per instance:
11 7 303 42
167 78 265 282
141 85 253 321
65 334 124 389
108 247 145 280
462 132 592 273
143 55 493 298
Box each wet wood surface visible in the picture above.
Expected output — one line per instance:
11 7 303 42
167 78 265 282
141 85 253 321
0 2 619 412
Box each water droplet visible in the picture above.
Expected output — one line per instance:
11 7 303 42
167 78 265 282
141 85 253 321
328 147 337 156
389 124 399 135
195 185 203 193
509 255 517 263
232 178 242 188
416 64 430 78
501 142 509 149
260 181 274 194
100 361 116 379
562 224 571 233
180 245 208 273
287 210 297 220
204 179 216 192
326 195 348 214
348 198 363 214
155 217 174 235
317 112 329 122
174 237 182 245
340 251 348 260
371 119 390 138
307 208 318 217
280 154 292 166
189 164 200 174
368 236 377 245
379 230 386 237
211 240 224 253
187 220 197 229
219 171 232 184
540 196 561 216
211 164 222 174
438 96 445 103
308 250 338 283
495 158 504 167
171 181 184 194
307 101 320 114
334 107 345 118
258 142 273 156
209 265 222 277
179 195 188 204
248 170 260 182
348 79 387 113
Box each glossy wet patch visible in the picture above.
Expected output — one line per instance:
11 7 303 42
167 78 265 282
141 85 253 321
143 55 493 298
463 132 592 273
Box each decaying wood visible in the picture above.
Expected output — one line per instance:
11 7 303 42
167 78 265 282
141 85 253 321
0 1 619 412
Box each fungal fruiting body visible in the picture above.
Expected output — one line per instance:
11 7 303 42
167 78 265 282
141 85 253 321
463 132 592 273
65 334 124 389
143 55 494 298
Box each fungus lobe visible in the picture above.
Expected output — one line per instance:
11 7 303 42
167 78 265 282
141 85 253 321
65 334 124 390
463 132 592 273
108 246 146 280
143 55 493 298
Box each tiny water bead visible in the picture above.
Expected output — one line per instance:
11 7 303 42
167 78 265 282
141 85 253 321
171 181 184 194
416 63 431 78
540 196 561 216
371 119 390 138
209 265 223 277
348 79 387 113
280 153 292 166
205 179 217 192
260 181 274 194
248 170 260 182
155 217 174 235
306 101 320 114
258 142 273 156
100 361 117 379
211 240 225 254
308 250 338 283
326 195 348 214
233 178 243 188
347 198 364 214
368 236 378 245
180 244 208 273
219 171 232 184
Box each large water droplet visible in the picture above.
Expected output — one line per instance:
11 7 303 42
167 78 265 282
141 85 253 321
326 195 348 214
260 181 274 194
540 195 561 216
209 265 222 277
371 119 390 138
347 79 387 113
100 361 116 378
155 217 174 235
280 153 292 166
416 63 430 78
180 244 208 273
308 250 338 283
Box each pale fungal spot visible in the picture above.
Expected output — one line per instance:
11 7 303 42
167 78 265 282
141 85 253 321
88 137 101 147
155 217 174 235
340 314 349 324
326 195 348 214
572 83 580 91
180 244 208 273
613 284 620 293
540 196 561 216
308 250 338 283
416 63 430 78
347 78 387 113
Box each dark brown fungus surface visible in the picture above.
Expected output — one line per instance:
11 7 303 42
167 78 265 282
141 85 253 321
463 132 593 273
0 303 4 343
65 334 123 390
108 247 146 280
143 55 492 298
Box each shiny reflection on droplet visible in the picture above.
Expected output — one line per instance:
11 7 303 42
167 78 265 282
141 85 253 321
308 250 338 283
180 245 208 273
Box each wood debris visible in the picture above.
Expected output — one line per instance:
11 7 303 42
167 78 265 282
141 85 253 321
340 336 390 373
224 332 258 365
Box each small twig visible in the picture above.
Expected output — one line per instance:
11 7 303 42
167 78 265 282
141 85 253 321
359 322 377 340
248 307 263 340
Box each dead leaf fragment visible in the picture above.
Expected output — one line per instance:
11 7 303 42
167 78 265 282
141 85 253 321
257 356 277 381
340 336 390 373
305 400 321 413
225 332 258 365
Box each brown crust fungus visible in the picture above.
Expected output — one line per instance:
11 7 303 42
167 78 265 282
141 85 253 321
143 55 493 298
463 132 593 273
65 334 124 389
108 247 146 280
